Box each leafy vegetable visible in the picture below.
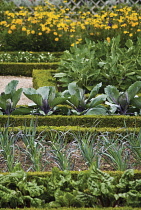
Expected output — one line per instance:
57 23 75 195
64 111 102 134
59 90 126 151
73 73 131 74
63 82 107 115
54 36 141 91
104 81 141 115
0 80 23 115
23 86 65 115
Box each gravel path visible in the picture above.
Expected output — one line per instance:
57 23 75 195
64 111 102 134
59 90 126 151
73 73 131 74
0 76 33 105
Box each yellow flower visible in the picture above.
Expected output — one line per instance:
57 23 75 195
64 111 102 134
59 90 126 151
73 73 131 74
38 32 42 35
123 31 129 34
0 21 7 25
129 33 133 37
77 38 82 42
106 37 110 43
53 31 58 35
10 25 16 30
121 23 127 27
81 24 86 30
8 30 12 34
55 37 59 41
15 19 22 25
71 43 75 47
90 33 94 35
26 30 30 35
137 29 141 32
22 27 26 31
31 30 35 34
112 24 118 29
105 26 111 30
131 22 138 27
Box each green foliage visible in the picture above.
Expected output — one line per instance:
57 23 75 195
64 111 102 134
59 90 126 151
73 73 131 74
23 86 65 115
0 51 58 63
101 134 130 171
54 38 102 90
0 80 23 115
0 63 59 77
127 129 141 166
63 82 107 115
2 166 141 208
0 170 44 208
73 131 102 168
1 79 141 116
105 81 141 115
54 36 141 91
47 131 76 171
18 119 47 171
32 69 57 89
0 121 19 172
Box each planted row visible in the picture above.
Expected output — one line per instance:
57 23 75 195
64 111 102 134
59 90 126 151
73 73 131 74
0 51 59 63
1 120 141 172
1 80 141 116
1 166 141 208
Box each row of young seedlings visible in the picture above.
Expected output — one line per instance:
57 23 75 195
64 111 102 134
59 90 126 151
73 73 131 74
1 80 141 116
1 120 141 172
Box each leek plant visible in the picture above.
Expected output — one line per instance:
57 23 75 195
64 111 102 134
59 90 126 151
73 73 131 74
127 129 141 167
0 121 19 172
72 131 103 168
18 120 47 171
46 130 76 171
101 133 130 171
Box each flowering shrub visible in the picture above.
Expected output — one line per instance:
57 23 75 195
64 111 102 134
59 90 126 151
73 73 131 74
0 2 141 51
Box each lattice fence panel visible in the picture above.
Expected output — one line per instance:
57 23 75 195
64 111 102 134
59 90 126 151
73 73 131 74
3 0 141 14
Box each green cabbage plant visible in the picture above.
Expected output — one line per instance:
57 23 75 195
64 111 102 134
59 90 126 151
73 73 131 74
23 86 65 115
63 82 107 115
104 81 141 115
0 80 23 115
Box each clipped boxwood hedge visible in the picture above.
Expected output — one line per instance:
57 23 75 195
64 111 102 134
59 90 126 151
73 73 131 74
0 115 140 127
0 62 59 76
32 69 57 89
7 125 140 142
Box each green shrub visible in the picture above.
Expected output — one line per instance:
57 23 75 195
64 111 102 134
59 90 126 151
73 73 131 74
55 36 141 91
32 69 57 89
0 62 59 76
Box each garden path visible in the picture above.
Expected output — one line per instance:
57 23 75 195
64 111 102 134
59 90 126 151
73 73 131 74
0 76 33 105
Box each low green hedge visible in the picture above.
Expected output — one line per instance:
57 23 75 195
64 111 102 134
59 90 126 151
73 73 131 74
0 62 59 76
0 115 140 127
7 125 140 142
32 69 57 89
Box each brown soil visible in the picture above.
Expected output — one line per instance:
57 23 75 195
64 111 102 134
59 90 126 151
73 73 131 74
1 137 141 173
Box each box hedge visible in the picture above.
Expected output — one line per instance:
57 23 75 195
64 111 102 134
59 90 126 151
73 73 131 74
0 62 59 76
32 69 57 89
0 115 140 127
